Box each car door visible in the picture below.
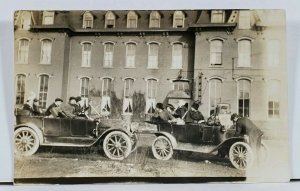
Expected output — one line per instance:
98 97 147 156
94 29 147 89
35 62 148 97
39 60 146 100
186 124 202 144
172 124 187 143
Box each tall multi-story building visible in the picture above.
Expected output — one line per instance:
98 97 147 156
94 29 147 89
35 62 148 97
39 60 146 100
14 10 287 136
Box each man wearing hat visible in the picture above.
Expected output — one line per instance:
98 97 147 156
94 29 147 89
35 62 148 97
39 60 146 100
152 103 175 122
32 98 43 116
184 102 204 123
45 98 66 118
61 97 77 118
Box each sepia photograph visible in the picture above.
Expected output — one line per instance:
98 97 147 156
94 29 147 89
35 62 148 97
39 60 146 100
13 9 290 183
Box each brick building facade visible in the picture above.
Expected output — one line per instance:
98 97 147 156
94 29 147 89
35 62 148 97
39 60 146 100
14 10 287 134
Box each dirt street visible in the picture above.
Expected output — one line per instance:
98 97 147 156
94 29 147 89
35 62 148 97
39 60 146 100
14 134 289 182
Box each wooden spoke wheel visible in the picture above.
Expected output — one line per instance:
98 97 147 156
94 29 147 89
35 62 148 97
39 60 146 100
152 136 173 160
103 131 132 160
229 142 253 170
14 127 39 156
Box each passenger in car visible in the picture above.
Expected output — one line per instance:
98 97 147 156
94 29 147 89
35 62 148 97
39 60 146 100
21 98 34 116
61 97 77 118
184 102 205 124
44 98 67 118
32 98 43 116
174 100 188 118
152 103 175 122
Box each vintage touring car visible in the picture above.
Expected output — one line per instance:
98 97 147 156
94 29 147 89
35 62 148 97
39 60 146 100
149 120 268 170
14 115 138 160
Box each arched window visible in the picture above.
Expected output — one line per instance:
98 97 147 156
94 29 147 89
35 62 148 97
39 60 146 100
238 39 251 67
146 78 158 114
268 80 280 118
81 42 92 67
103 42 114 68
173 11 185 28
147 42 159 68
210 39 223 65
171 43 183 69
40 39 52 64
105 11 116 28
237 79 251 117
21 11 32 30
101 78 113 114
82 11 94 29
127 11 138 28
17 39 29 64
16 74 26 104
123 78 135 114
38 74 49 109
149 11 161 28
80 77 90 98
209 78 222 114
125 42 136 68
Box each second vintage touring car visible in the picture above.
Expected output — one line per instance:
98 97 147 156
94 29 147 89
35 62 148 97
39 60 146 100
14 115 138 160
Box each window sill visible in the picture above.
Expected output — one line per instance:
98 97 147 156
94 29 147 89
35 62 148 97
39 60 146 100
39 63 51 65
124 67 136 69
147 67 159 70
80 66 92 68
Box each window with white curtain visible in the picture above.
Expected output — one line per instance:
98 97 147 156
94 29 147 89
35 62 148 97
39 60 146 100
149 11 161 28
146 79 157 114
81 42 92 67
103 42 114 68
238 39 251 67
17 39 29 64
210 40 223 65
38 75 49 109
123 78 134 114
147 43 159 69
238 79 251 117
101 78 112 114
40 39 52 64
16 74 26 105
171 43 183 69
126 43 136 68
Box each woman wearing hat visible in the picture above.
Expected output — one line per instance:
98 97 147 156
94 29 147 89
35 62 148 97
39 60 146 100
184 102 204 123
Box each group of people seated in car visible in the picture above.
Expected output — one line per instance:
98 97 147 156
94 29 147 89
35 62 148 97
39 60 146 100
20 96 92 120
152 100 205 124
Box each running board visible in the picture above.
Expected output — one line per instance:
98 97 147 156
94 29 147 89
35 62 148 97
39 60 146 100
175 143 218 154
41 142 94 147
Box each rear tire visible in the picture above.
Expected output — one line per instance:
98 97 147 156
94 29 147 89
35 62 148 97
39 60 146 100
152 136 173 160
14 127 39 156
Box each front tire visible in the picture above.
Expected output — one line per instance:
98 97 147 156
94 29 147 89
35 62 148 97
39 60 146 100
152 136 173 160
229 142 253 170
14 127 39 156
103 131 132 160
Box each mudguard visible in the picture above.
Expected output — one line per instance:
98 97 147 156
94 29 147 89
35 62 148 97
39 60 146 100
209 137 245 153
154 132 178 149
14 123 44 144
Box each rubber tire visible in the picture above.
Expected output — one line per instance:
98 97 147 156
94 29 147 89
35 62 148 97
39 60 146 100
103 131 132 160
229 142 254 170
152 136 173 160
14 127 40 156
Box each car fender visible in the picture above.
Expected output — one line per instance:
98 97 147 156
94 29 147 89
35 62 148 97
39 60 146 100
209 137 245 153
154 132 178 149
14 123 44 144
96 127 133 144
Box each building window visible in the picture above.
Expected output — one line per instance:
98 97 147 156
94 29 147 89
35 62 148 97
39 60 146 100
211 10 225 23
40 39 52 64
81 42 92 67
20 11 32 30
127 11 138 28
125 42 136 68
267 39 280 67
16 74 26 105
171 43 183 69
210 40 223 65
173 81 189 91
103 42 114 68
149 11 161 28
173 11 185 28
17 39 29 64
268 80 280 118
38 75 49 109
82 11 93 29
238 79 251 117
209 79 222 113
238 39 251 67
146 79 158 114
42 11 54 25
147 43 159 69
238 10 251 29
123 78 134 114
80 77 90 106
101 78 112 114
105 11 116 28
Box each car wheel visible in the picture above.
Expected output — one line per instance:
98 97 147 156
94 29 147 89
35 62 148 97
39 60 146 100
14 127 39 156
229 142 253 170
152 136 173 160
103 131 132 160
